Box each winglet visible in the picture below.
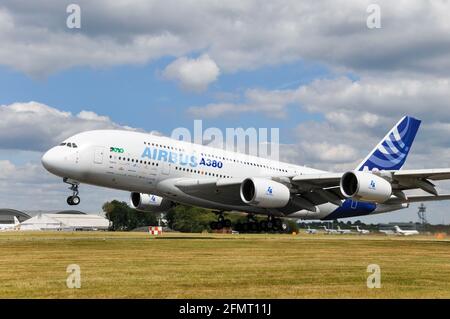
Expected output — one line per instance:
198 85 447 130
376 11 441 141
356 116 421 171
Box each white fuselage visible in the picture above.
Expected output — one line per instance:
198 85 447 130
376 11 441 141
41 130 401 219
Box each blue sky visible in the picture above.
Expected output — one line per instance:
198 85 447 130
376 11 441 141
0 59 330 139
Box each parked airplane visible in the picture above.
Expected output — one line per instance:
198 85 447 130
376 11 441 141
42 116 450 231
393 225 419 236
379 229 395 235
305 226 317 234
321 225 338 234
0 216 20 232
354 226 370 234
336 226 352 234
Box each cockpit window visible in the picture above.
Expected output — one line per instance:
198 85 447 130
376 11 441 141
59 142 78 148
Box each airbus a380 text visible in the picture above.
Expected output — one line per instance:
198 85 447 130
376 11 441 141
42 116 450 230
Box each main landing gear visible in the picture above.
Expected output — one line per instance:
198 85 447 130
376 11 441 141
234 214 287 233
64 178 80 206
210 212 232 230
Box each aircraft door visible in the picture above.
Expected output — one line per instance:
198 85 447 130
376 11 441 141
162 162 171 175
94 147 105 164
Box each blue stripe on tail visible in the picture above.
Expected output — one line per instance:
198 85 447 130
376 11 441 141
356 116 421 171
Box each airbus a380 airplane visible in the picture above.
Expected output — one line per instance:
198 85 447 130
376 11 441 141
42 116 450 230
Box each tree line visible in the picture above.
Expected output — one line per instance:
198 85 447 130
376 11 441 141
102 200 299 232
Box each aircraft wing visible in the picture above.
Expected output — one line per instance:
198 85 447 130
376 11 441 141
291 173 342 187
289 169 450 206
385 194 450 205
174 178 246 206
169 168 450 211
173 174 347 211
289 173 345 209
393 168 450 181
390 168 450 195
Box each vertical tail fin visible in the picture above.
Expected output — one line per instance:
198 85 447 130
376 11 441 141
356 116 421 171
14 216 20 226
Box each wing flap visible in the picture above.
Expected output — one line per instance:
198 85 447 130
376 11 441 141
393 169 450 181
385 194 450 205
174 178 244 206
291 173 342 189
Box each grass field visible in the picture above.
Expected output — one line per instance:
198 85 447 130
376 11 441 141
1 231 450 298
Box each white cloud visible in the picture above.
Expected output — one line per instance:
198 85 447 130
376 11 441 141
187 75 450 123
163 54 220 92
188 88 296 118
187 74 450 175
0 101 135 152
0 1 450 77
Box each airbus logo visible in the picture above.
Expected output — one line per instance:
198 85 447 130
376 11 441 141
141 147 197 167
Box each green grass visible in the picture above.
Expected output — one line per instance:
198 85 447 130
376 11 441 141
0 231 450 298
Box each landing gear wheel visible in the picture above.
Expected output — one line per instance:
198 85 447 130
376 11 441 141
66 196 80 206
71 196 80 205
212 211 230 231
224 219 232 228
250 222 259 232
274 218 282 231
210 221 218 230
260 220 268 232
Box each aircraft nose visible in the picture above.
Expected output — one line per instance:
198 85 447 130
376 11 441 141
41 148 60 173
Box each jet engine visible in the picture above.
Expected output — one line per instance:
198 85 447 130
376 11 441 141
340 171 392 203
240 177 290 208
130 192 173 212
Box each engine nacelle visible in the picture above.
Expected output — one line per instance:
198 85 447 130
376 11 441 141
240 178 290 208
340 171 392 203
130 192 173 212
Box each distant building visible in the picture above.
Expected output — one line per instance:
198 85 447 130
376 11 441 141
0 208 111 231
0 209 31 223
20 213 111 231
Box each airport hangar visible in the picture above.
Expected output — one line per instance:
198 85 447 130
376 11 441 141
0 209 110 231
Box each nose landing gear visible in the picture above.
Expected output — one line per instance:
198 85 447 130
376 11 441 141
64 178 80 206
